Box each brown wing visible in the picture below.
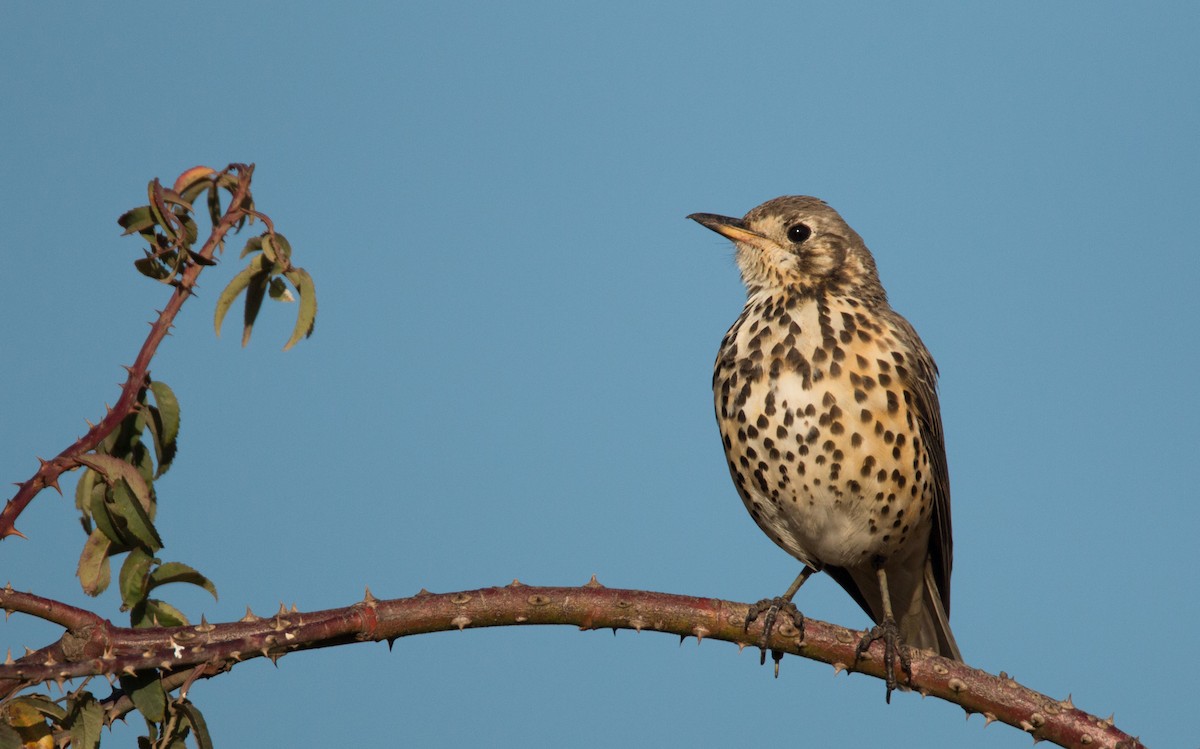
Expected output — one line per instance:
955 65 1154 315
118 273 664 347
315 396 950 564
887 312 953 616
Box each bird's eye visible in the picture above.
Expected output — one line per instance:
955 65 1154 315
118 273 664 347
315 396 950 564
786 223 812 243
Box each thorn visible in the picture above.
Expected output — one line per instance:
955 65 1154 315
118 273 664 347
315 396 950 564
290 603 299 613
85 419 95 428
507 579 523 588
1061 694 1074 709
451 616 471 631
1 527 26 540
277 602 288 617
240 606 261 622
196 615 215 633
362 587 376 605
831 661 846 676
678 634 686 647
415 588 431 597
1104 714 1115 727
736 642 746 654
584 574 604 588
4 649 11 665
386 637 396 651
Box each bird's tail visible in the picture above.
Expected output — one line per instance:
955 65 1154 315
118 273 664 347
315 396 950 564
900 559 962 661
833 559 962 661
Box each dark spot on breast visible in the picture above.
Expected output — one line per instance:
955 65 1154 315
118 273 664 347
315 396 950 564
861 456 876 477
886 391 899 412
851 432 863 447
756 414 769 429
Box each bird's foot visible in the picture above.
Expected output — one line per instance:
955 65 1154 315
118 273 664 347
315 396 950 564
744 597 805 677
854 616 912 702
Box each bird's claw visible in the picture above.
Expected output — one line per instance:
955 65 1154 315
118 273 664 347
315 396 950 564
853 616 912 702
745 597 805 677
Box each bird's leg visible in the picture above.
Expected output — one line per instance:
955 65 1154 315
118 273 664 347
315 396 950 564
745 566 814 676
854 564 913 702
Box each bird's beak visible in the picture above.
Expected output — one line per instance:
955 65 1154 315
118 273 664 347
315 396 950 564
687 213 770 249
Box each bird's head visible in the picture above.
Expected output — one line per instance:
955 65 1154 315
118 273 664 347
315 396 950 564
689 196 884 300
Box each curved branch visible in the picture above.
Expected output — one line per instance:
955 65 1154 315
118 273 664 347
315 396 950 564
0 164 256 540
0 583 1142 748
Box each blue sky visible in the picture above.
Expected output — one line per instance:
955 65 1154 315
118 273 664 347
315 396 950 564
2 2 1197 746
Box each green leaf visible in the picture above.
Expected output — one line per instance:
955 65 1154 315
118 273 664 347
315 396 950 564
268 276 294 301
118 205 156 235
282 268 317 351
149 381 181 446
179 212 198 245
144 599 189 627
134 251 174 281
89 487 130 548
77 453 153 508
239 235 263 259
177 701 214 749
120 673 167 723
75 466 97 514
147 380 181 477
241 268 271 347
214 253 267 338
148 561 218 601
119 547 155 610
78 453 161 550
147 180 178 242
65 692 103 749
159 188 193 212
0 721 21 749
12 694 67 722
272 232 293 266
76 529 112 596
110 477 163 552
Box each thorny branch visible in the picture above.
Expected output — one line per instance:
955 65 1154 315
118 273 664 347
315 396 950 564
0 583 1142 749
0 164 256 541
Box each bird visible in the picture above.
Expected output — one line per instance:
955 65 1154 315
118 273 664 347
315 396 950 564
688 196 961 697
